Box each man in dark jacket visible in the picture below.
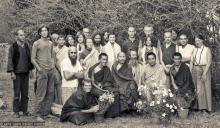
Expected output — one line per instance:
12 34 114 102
7 29 34 118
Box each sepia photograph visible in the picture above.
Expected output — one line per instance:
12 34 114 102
0 0 220 127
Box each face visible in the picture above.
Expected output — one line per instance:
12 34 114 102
147 55 156 66
57 37 65 47
77 35 84 43
100 55 108 66
130 51 137 60
68 47 77 60
109 35 116 44
172 30 177 40
118 52 126 64
86 39 93 50
128 27 136 38
40 27 49 38
83 81 92 93
164 32 172 44
67 36 74 46
16 30 25 42
51 33 59 44
94 35 101 44
104 32 109 40
195 37 203 48
179 34 188 46
83 28 90 38
173 56 181 66
144 26 153 36
145 37 152 46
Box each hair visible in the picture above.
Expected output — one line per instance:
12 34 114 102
75 31 86 43
164 29 172 34
173 52 182 59
98 53 108 60
117 52 126 58
144 24 154 28
58 35 65 40
128 26 136 31
146 52 156 60
195 34 204 41
14 28 24 36
128 49 139 59
83 78 92 84
38 24 49 37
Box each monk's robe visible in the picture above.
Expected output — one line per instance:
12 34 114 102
112 62 139 113
170 63 195 108
60 88 97 125
88 63 120 118
141 64 168 101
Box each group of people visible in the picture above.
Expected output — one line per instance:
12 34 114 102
6 23 212 125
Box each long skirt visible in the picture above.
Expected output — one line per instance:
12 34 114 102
192 65 212 111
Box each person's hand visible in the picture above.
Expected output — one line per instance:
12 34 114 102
90 105 99 113
11 72 16 80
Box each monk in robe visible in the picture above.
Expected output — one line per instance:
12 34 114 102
140 52 168 102
128 50 143 86
60 79 99 125
170 52 195 116
112 52 139 113
88 53 120 119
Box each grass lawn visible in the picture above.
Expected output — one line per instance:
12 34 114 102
0 73 220 128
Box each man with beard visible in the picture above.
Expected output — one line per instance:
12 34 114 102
60 79 99 125
88 53 120 119
140 52 168 101
122 26 140 58
170 52 195 117
128 50 143 86
7 29 34 118
112 52 139 114
80 38 99 70
60 46 84 104
31 25 56 120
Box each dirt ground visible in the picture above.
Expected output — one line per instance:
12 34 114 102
0 73 220 128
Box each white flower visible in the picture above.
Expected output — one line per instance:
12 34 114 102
162 99 166 103
168 89 171 92
171 109 175 113
150 101 155 106
152 91 156 95
162 113 166 117
169 105 173 109
139 92 142 96
156 101 160 104
166 103 170 107
174 105 177 110
180 107 184 110
169 93 174 98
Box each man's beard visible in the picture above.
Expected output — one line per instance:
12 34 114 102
130 59 137 66
69 56 77 65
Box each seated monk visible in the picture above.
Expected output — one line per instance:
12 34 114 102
170 52 195 118
112 52 139 114
60 79 99 125
88 53 120 119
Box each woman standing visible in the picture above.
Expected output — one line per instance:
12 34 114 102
75 32 86 59
190 34 212 113
66 35 75 47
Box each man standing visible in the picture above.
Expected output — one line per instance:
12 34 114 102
128 50 143 86
31 25 56 120
112 52 139 114
176 33 195 66
7 29 34 118
102 33 121 69
60 46 84 104
88 53 120 119
122 26 140 58
170 52 195 118
80 39 99 70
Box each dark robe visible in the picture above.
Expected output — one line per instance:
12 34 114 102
88 63 120 118
60 88 97 125
112 62 139 113
161 43 176 65
170 63 195 108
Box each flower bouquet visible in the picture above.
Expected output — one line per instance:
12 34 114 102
136 85 178 124
97 92 115 112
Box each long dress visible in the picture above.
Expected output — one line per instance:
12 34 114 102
88 63 120 118
60 88 97 125
191 45 212 111
111 62 139 113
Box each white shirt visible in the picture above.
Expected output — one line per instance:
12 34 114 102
176 44 195 61
60 58 83 88
192 45 209 65
102 42 121 68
